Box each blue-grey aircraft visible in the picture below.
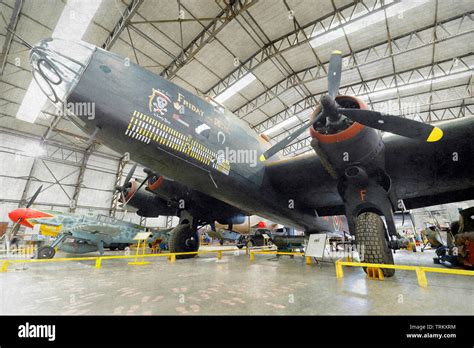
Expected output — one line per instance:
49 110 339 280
7 186 171 258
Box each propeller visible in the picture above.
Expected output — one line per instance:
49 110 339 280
115 164 155 208
259 114 320 161
327 50 342 99
115 163 137 205
260 50 443 161
7 185 42 242
336 109 443 142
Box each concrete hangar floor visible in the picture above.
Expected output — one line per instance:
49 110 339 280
1 246 472 315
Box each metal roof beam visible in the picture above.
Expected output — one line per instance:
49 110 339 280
0 0 23 76
205 0 400 98
235 13 473 118
160 0 257 79
101 0 144 50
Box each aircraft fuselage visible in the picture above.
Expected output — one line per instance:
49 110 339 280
66 47 322 231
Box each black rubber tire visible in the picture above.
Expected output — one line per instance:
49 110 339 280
36 246 56 259
118 244 127 251
354 212 395 277
169 223 200 259
109 247 117 251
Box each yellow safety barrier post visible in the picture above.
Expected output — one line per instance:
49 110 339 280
95 257 102 269
335 260 344 279
416 268 428 288
305 256 312 265
217 250 222 260
168 254 176 263
367 267 384 281
128 232 151 266
249 252 255 261
1 261 10 273
334 259 474 288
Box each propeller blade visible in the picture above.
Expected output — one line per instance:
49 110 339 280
25 185 42 208
259 118 316 161
327 50 342 99
6 218 23 242
338 109 443 142
122 174 151 208
124 163 137 187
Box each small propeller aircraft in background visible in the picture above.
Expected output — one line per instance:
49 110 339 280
5 186 170 259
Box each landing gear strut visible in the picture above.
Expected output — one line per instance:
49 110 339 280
35 233 68 259
341 171 398 277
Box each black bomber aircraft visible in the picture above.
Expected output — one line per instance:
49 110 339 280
26 38 473 276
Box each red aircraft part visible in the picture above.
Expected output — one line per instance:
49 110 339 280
310 95 367 143
8 208 54 228
120 180 138 203
147 175 164 191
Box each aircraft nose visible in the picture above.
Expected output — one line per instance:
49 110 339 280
8 208 26 223
29 38 95 105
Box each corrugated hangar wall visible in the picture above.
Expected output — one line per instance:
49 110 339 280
0 128 176 228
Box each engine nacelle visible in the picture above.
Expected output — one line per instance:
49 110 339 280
147 174 186 199
121 181 176 217
310 95 385 173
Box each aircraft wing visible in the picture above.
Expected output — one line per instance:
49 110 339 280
61 224 123 236
265 117 474 216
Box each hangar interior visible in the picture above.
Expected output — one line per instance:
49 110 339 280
0 0 473 315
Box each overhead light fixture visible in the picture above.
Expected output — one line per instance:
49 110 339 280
310 0 429 48
16 0 103 123
262 115 299 136
214 73 257 103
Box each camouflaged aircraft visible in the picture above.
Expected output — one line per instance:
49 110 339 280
6 186 169 258
25 38 474 276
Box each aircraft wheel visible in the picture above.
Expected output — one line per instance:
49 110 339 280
169 223 200 259
354 212 395 277
36 246 56 259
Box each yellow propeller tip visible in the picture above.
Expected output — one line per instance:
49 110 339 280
259 154 266 162
427 127 443 142
332 50 342 55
